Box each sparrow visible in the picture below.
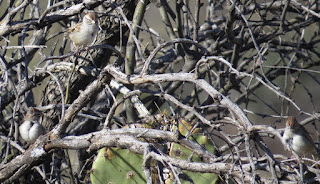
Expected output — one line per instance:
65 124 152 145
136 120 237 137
19 107 45 143
67 11 99 49
282 116 320 156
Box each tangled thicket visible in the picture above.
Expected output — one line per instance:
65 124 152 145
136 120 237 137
1 0 320 183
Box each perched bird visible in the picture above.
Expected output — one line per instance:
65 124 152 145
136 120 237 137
19 107 45 143
282 116 320 156
67 11 99 49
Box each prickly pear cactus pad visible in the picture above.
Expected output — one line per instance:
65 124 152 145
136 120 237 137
90 147 145 184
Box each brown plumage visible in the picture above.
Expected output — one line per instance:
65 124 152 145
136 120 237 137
282 116 319 156
67 12 99 48
19 107 45 143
